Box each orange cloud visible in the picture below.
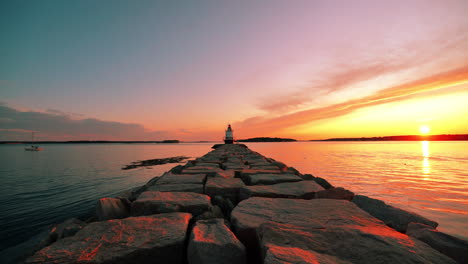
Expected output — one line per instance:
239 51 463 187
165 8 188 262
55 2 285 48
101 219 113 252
236 65 468 137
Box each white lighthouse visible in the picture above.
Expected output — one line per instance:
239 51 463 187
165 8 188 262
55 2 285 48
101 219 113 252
224 124 234 144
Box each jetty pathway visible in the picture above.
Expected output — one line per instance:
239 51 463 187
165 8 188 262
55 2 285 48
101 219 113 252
26 144 466 263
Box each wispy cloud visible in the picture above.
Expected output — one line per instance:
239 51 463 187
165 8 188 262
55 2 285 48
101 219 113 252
256 28 468 114
236 65 468 135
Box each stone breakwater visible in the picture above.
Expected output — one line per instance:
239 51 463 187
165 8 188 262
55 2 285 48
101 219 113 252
25 144 467 264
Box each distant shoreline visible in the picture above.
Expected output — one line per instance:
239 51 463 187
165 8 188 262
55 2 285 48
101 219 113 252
1 134 467 144
312 134 468 141
0 140 182 144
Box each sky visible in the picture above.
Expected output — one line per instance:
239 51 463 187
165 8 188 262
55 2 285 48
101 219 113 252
1 0 468 141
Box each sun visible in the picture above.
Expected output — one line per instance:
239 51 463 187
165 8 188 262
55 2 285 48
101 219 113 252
419 125 430 134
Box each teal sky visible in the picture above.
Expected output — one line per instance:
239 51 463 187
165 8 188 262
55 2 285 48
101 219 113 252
1 0 468 140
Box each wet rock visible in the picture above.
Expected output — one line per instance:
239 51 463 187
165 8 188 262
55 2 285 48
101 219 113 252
147 183 204 194
95 197 129 221
313 187 354 201
406 222 468 263
26 213 192 264
156 172 206 185
239 181 324 201
205 178 245 203
132 191 211 217
313 177 333 189
352 195 438 233
243 173 303 185
188 219 247 264
231 197 455 264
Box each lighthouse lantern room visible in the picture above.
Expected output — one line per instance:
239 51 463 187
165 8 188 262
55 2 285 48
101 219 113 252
224 124 234 144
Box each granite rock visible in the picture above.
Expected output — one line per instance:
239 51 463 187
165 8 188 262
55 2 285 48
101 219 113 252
313 177 333 189
95 197 129 221
147 184 204 194
205 178 245 203
26 213 192 264
406 222 468 263
352 195 438 233
188 219 246 264
242 173 303 185
231 197 454 264
239 181 324 201
156 172 206 185
313 187 355 201
132 191 211 217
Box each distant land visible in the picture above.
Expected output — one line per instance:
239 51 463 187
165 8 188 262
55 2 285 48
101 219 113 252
0 140 180 144
237 137 297 142
312 134 468 141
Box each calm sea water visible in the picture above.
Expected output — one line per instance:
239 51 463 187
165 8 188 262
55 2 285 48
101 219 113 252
0 141 467 254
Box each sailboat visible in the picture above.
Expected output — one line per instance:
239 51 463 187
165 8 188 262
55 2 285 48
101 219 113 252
25 131 42 151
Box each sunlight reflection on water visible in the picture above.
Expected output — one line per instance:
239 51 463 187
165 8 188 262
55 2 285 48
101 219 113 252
246 141 468 240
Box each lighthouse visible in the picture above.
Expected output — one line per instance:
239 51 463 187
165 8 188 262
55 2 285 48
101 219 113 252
224 124 234 144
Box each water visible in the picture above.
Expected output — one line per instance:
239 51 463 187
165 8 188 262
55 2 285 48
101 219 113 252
0 141 467 254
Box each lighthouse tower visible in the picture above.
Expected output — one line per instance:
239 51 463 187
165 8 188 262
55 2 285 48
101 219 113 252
224 124 234 144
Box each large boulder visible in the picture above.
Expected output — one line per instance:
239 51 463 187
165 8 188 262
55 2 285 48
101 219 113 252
156 172 206 185
188 219 247 264
406 222 468 263
26 213 192 264
352 195 438 233
205 178 245 203
231 197 455 264
239 181 324 201
147 184 204 194
132 191 211 217
313 177 333 189
242 173 303 185
313 187 354 201
95 197 129 221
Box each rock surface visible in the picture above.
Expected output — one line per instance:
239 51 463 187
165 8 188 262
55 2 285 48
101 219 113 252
205 177 245 203
132 191 211 216
313 177 333 189
313 187 355 201
231 197 455 264
406 222 468 263
147 183 204 194
263 245 348 264
156 172 206 185
239 181 324 201
188 219 246 264
26 213 192 264
352 195 438 232
95 197 129 221
242 173 303 185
